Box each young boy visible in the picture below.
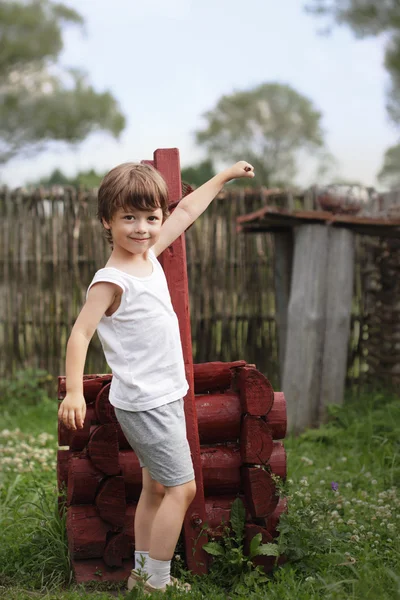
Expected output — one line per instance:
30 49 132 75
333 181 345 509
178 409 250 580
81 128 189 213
58 159 255 593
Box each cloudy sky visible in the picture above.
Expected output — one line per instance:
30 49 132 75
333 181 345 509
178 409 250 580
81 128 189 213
2 0 396 188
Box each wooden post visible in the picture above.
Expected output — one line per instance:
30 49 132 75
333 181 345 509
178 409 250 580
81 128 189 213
150 148 208 574
282 225 329 433
282 224 356 433
273 231 293 383
319 228 355 419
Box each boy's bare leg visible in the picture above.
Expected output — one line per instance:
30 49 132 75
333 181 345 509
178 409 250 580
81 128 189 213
149 479 197 560
134 468 166 551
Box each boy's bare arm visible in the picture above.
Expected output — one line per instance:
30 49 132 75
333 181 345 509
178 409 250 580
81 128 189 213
58 282 119 431
152 161 254 257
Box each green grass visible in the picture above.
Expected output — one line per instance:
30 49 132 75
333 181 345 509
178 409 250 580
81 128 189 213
0 372 399 599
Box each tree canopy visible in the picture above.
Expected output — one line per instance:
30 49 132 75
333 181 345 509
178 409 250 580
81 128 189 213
195 83 325 186
29 167 105 187
0 0 126 166
305 0 400 127
181 159 216 188
377 143 400 189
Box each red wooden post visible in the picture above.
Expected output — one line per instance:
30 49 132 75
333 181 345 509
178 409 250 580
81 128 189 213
148 148 208 574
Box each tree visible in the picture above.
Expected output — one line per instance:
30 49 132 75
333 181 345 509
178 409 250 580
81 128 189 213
378 144 400 189
305 1 400 128
0 0 125 165
195 83 325 186
29 167 105 187
181 159 216 187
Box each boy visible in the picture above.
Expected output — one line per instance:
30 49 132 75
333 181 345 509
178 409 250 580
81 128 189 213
58 159 255 593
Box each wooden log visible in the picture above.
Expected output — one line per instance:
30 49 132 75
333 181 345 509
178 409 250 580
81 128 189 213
193 361 246 393
68 505 135 565
196 392 241 443
269 441 287 480
242 467 278 518
58 405 96 449
67 456 104 505
58 374 111 402
319 228 355 421
119 451 144 503
87 424 120 475
66 452 141 505
95 383 117 424
72 558 133 583
204 496 252 536
57 449 70 493
103 533 132 567
244 524 277 573
263 497 288 538
265 392 287 439
95 476 126 527
240 415 274 465
102 504 135 567
204 496 238 533
282 224 330 433
200 444 241 495
67 506 111 559
237 367 274 416
59 422 131 452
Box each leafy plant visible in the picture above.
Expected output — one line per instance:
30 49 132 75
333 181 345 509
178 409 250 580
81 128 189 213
203 498 279 594
1 484 72 591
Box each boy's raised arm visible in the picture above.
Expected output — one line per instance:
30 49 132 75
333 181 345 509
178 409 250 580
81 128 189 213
152 161 254 257
58 282 118 431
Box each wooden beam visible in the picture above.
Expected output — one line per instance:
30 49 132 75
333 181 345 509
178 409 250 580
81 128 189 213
282 225 329 432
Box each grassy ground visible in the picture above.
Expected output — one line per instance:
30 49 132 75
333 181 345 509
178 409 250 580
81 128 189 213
0 371 399 599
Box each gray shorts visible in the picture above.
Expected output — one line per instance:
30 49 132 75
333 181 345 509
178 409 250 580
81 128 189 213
114 398 195 487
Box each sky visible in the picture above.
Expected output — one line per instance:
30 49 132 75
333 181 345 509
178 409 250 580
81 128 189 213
2 0 397 188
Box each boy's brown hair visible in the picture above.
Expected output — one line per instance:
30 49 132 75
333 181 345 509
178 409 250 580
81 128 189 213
98 163 170 244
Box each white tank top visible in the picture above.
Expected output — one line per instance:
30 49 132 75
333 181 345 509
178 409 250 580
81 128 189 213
87 250 188 411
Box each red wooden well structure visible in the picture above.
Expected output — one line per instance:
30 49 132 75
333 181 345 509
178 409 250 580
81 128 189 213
56 148 288 584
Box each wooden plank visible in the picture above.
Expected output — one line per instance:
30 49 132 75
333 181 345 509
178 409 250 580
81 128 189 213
319 228 355 419
282 225 329 433
237 204 400 228
153 148 208 574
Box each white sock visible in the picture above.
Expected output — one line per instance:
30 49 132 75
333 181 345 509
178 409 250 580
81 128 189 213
146 556 171 589
134 550 149 572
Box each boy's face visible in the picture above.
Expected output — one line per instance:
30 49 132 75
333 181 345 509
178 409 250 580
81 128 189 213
103 207 164 255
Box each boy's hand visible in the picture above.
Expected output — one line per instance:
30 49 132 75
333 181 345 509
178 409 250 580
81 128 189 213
58 393 87 430
222 161 255 183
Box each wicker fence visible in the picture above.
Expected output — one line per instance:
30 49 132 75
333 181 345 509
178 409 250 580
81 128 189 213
1 186 397 391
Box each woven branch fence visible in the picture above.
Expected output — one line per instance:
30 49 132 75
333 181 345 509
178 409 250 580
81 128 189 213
1 186 398 391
